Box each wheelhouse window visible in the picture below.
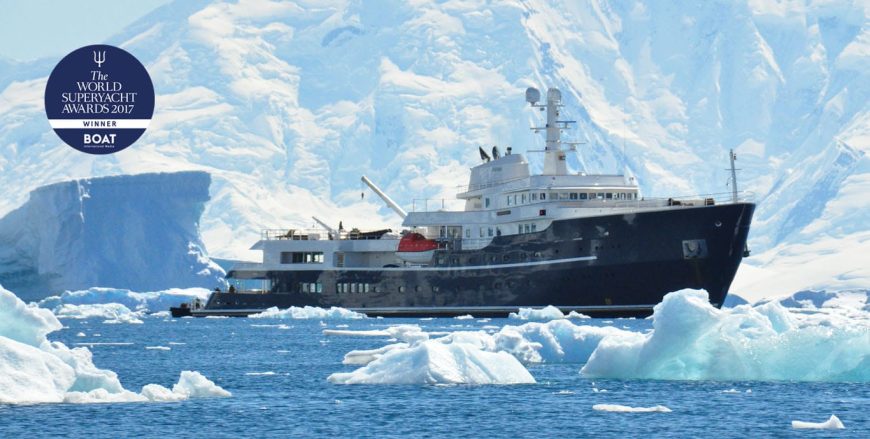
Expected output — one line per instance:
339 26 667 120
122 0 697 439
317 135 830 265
569 192 578 200
540 193 546 200
531 193 538 201
485 197 490 208
606 193 613 200
580 193 588 200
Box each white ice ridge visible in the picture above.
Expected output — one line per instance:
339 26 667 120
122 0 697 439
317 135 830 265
592 404 672 413
791 415 846 430
52 303 144 324
508 305 590 320
39 287 210 314
581 289 870 382
0 284 230 404
249 306 366 319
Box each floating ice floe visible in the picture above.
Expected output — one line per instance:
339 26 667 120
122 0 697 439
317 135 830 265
592 404 672 413
328 339 535 385
0 284 230 405
245 371 277 376
508 305 590 321
249 306 366 319
39 287 210 314
791 414 845 429
581 289 870 382
326 319 636 384
52 303 144 324
454 314 474 320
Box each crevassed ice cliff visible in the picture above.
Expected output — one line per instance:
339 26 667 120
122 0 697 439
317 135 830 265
0 171 224 301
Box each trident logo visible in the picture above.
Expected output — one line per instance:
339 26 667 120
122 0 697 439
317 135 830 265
93 50 106 68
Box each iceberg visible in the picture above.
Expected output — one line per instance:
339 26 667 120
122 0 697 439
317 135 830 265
592 404 672 413
508 305 589 321
39 287 210 314
0 284 230 405
328 339 535 385
581 289 870 382
249 306 366 319
0 172 225 302
51 303 144 324
791 415 845 430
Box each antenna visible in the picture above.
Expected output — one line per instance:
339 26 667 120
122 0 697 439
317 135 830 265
492 146 501 159
525 87 540 105
478 146 491 162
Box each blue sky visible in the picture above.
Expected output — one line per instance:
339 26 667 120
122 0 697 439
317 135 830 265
0 0 171 61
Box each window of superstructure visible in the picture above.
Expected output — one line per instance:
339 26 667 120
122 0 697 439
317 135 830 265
506 196 512 206
364 283 370 293
485 197 490 208
606 193 613 200
465 228 471 238
513 195 518 205
316 283 323 293
522 193 527 204
351 283 357 293
559 192 569 200
540 193 546 200
488 227 493 237
597 193 605 200
525 224 531 233
580 193 588 200
531 193 538 201
531 224 537 232
570 193 578 200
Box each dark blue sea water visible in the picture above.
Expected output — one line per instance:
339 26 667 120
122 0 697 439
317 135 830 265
2 317 867 438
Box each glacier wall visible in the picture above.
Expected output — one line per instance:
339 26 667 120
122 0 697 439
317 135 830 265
0 171 224 301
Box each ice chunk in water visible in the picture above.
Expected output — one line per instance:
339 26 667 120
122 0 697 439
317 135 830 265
249 306 366 319
592 404 672 413
581 289 870 381
791 414 845 429
0 284 229 404
328 339 535 385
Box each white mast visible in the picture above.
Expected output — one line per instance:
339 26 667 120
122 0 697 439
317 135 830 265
729 149 738 203
527 87 572 175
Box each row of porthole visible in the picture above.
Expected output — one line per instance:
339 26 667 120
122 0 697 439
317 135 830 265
335 283 442 294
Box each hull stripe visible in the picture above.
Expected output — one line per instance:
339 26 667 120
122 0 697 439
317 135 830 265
234 255 597 274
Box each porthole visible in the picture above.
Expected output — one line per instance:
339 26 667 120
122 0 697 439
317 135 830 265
714 220 722 227
399 286 406 293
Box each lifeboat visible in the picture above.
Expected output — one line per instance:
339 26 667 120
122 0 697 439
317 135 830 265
396 232 438 263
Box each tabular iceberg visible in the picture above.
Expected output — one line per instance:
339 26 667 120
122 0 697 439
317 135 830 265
0 172 225 302
0 284 230 405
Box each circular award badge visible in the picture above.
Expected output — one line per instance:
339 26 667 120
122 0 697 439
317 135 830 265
44 44 154 154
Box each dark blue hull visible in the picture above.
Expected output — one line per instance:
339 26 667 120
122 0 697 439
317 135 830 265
212 203 754 317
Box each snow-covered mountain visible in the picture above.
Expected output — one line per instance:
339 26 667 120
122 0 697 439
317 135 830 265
0 172 224 301
0 0 867 302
